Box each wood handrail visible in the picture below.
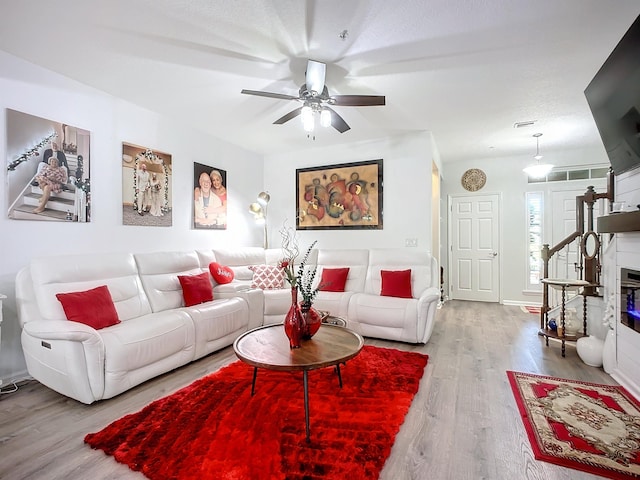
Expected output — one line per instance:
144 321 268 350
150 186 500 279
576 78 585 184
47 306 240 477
538 171 613 331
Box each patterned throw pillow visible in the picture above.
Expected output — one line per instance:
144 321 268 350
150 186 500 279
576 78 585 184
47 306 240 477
248 265 285 290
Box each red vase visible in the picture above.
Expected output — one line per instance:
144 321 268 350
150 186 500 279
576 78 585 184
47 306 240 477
301 302 322 340
284 287 304 349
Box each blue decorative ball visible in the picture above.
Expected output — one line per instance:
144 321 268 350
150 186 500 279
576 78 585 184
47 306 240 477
549 319 557 331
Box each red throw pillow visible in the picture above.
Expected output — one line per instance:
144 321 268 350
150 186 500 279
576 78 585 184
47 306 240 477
209 262 235 284
380 269 413 299
56 285 121 330
319 267 350 292
178 272 214 306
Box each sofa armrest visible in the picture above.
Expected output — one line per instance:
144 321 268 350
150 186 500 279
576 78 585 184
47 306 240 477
416 288 440 343
21 320 106 403
23 319 103 342
213 286 264 330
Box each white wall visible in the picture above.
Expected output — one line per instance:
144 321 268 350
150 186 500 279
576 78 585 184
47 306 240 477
606 168 640 397
0 51 265 384
441 147 610 305
263 132 436 254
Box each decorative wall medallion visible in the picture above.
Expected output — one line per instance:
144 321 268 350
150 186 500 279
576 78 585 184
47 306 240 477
461 168 486 192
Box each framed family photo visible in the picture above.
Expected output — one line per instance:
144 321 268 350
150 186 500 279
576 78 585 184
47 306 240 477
122 143 172 226
296 159 383 230
193 162 227 229
6 109 91 222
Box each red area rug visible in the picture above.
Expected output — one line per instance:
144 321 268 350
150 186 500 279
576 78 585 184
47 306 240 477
85 345 428 480
508 370 640 479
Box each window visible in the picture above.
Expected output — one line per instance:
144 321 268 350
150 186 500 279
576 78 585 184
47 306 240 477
526 192 544 290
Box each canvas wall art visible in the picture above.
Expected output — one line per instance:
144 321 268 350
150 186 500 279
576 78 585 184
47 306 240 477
193 162 227 229
296 159 383 230
6 109 91 222
122 143 172 226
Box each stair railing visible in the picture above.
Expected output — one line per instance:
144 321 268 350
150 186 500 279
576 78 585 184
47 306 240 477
539 172 614 331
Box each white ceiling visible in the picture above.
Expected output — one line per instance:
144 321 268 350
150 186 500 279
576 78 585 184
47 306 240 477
0 0 638 162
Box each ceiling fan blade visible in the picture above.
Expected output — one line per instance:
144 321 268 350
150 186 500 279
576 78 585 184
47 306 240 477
332 95 386 107
305 60 326 95
241 89 299 101
326 107 351 133
273 107 303 125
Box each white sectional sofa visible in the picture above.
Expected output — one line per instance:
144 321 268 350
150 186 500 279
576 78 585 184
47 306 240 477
16 247 439 404
204 247 440 343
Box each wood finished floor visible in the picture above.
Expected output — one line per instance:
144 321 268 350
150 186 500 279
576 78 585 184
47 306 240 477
0 300 617 480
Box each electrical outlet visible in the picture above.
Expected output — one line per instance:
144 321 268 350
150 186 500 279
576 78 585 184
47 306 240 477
405 238 418 247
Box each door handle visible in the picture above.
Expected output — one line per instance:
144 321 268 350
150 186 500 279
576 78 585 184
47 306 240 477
489 252 497 258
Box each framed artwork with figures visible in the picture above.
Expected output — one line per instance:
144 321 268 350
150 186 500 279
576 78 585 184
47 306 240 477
296 159 383 230
6 108 91 222
193 162 227 229
121 142 172 226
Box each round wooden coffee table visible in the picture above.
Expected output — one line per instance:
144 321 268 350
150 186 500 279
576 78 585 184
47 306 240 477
233 323 364 441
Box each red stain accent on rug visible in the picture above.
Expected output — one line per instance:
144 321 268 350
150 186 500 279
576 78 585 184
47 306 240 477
85 346 428 480
520 305 541 315
508 370 640 479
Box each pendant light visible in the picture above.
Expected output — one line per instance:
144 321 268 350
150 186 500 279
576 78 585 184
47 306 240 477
523 133 554 178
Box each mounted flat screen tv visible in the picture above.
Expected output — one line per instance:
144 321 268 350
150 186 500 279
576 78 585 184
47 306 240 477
584 15 640 175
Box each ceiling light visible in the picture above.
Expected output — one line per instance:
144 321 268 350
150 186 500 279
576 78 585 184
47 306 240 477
320 108 332 128
301 105 314 132
523 133 554 178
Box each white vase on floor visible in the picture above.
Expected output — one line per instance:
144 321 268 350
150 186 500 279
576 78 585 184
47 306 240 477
577 335 604 367
602 329 616 374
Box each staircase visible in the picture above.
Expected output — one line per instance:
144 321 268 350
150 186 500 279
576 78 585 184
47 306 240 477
15 183 76 221
8 154 90 221
538 176 614 356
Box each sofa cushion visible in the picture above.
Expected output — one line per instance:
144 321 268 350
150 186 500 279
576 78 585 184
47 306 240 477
380 269 413 298
178 272 214 307
212 248 267 281
135 251 203 313
56 285 121 329
31 252 152 322
209 262 235 284
248 265 285 290
319 267 350 292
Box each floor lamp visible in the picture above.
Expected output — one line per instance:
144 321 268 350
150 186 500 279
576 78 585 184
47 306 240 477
249 192 270 249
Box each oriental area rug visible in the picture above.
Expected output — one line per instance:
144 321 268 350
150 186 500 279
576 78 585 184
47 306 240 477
85 345 428 480
508 370 640 479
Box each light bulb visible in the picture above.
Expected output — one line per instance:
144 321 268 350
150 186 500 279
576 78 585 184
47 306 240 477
320 108 332 128
523 163 553 178
301 105 314 132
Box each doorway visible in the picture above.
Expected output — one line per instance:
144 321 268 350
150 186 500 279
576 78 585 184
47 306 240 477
449 193 501 302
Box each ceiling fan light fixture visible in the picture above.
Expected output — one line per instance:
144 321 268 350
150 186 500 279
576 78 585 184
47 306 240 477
320 108 332 128
301 105 314 132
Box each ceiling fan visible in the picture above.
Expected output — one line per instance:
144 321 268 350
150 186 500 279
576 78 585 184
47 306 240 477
241 60 385 133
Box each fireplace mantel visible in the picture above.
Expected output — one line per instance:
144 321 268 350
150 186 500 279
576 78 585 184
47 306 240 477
597 210 640 233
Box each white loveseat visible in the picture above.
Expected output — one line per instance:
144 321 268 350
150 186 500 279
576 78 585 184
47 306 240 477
16 251 261 404
16 247 438 404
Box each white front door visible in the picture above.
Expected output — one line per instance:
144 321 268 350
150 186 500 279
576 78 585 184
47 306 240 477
449 194 500 302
